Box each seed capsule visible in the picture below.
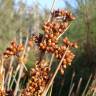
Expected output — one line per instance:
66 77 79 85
49 34 53 39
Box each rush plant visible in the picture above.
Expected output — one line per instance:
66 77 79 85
0 1 78 96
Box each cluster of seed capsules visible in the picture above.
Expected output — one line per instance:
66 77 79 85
3 41 24 58
58 37 78 75
39 9 75 52
3 34 39 58
39 9 77 75
21 60 50 96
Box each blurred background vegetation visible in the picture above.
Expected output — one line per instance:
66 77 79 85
0 0 96 96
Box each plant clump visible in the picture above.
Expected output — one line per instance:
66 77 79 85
0 9 77 96
21 9 77 96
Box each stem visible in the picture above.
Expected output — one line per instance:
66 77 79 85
1 56 5 90
69 72 75 93
49 54 54 68
49 83 53 96
14 65 23 96
82 74 92 96
19 32 22 44
48 0 56 22
10 65 20 89
7 67 13 90
4 56 14 89
76 77 83 96
68 83 74 96
2 68 5 91
0 56 4 73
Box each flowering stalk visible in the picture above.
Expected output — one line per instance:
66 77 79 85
41 46 69 96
